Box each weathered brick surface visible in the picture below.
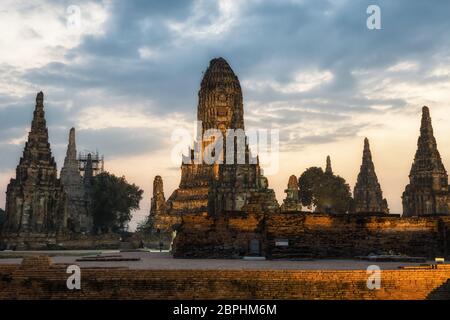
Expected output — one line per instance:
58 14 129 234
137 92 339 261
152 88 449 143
403 107 450 216
0 257 449 299
267 213 450 259
0 233 121 250
173 212 450 259
172 212 265 258
3 92 67 236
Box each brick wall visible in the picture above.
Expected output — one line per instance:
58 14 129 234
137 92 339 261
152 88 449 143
172 212 265 258
172 212 450 259
0 233 121 250
267 213 450 259
0 256 449 299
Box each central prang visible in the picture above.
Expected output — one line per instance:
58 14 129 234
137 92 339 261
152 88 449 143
146 57 279 240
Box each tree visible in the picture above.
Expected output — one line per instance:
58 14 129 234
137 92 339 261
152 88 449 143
136 218 152 233
298 167 352 214
91 172 143 233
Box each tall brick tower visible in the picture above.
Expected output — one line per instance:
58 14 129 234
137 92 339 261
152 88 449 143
353 138 389 214
402 106 450 216
3 92 67 235
163 58 278 232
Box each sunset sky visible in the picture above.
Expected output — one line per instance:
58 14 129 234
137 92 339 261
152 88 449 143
2 0 450 229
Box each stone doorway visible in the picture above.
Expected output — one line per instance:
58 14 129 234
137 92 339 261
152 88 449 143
249 239 261 256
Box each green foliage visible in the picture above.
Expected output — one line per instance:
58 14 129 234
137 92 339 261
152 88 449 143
136 217 152 233
298 167 352 214
91 172 143 233
298 167 324 206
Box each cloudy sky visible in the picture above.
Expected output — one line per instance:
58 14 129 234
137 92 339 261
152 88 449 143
2 0 450 229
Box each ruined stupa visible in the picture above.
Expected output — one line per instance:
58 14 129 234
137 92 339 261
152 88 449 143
353 138 389 214
281 175 302 212
60 128 93 233
146 176 171 231
3 92 67 236
402 106 450 216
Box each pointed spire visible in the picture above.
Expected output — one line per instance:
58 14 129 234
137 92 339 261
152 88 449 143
4 91 65 234
353 138 389 214
36 91 44 105
31 92 46 132
325 155 333 175
153 175 164 197
198 57 244 132
20 91 54 167
363 137 371 158
420 106 433 136
63 128 78 168
287 175 299 190
61 127 82 186
69 127 75 146
410 106 446 175
361 138 375 173
402 106 449 216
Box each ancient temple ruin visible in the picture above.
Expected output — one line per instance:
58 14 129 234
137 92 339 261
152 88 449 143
281 175 302 212
172 101 450 258
147 176 172 231
352 138 389 214
60 128 93 233
402 106 450 216
2 92 67 235
161 57 278 233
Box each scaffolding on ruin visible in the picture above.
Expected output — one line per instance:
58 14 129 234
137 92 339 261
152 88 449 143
78 151 104 176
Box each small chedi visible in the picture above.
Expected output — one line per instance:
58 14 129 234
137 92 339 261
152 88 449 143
147 175 171 231
352 138 389 214
60 128 93 233
281 175 302 212
2 92 67 238
402 106 450 216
